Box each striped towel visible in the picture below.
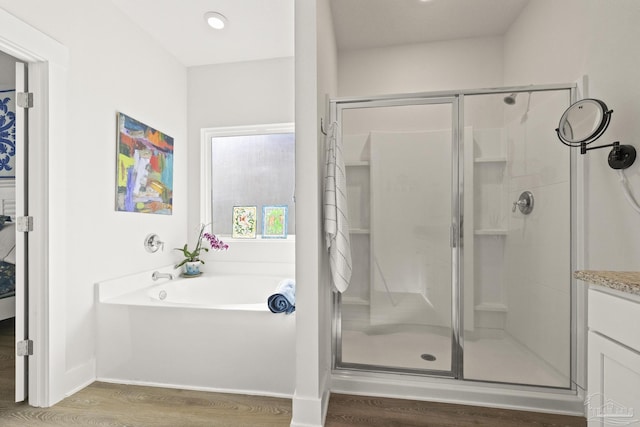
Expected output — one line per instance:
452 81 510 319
323 122 352 293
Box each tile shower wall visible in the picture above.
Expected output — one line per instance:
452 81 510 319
503 93 571 381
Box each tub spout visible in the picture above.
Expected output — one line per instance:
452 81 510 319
152 271 173 281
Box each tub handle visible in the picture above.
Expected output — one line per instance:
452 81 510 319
144 234 164 253
152 271 174 281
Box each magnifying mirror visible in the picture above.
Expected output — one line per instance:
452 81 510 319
555 98 635 169
556 98 612 147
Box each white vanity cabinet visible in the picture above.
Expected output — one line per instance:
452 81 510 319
587 287 640 426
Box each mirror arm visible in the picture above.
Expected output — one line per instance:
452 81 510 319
580 141 636 170
580 141 619 155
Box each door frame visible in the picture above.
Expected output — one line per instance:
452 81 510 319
0 8 69 407
330 95 463 378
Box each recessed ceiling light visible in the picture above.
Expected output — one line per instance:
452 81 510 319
204 12 227 30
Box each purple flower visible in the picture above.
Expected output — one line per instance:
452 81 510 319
203 232 229 251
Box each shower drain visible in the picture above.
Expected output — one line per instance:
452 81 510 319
420 353 436 362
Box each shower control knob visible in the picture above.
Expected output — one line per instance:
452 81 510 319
512 199 528 212
512 191 534 215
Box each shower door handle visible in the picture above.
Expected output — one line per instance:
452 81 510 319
450 224 457 248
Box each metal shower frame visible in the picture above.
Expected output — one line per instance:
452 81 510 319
330 82 581 391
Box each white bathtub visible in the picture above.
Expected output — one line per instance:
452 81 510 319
146 275 281 309
96 268 296 397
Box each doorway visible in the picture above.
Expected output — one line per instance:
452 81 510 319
332 84 577 389
0 50 21 404
0 7 69 407
334 96 462 378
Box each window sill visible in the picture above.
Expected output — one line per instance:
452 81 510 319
218 235 296 243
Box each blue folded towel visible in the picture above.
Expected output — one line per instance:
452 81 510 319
267 279 295 314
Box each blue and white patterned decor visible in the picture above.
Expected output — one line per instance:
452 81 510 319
0 90 15 179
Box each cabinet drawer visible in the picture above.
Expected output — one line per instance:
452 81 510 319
588 288 640 352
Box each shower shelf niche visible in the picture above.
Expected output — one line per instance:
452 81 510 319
474 302 508 312
474 229 507 236
472 128 508 330
349 228 370 234
343 141 372 310
474 156 507 163
342 296 370 306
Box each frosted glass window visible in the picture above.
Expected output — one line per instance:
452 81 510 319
210 132 295 236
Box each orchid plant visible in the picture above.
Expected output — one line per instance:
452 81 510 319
174 224 228 268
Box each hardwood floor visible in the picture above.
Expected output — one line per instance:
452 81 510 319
0 381 292 426
0 318 586 426
0 317 15 405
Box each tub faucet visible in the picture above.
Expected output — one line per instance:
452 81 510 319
152 271 173 281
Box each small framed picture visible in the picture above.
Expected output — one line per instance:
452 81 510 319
232 206 257 239
262 205 288 239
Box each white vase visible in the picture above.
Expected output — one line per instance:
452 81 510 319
184 261 201 275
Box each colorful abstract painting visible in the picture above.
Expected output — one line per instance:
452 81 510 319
232 206 257 239
116 113 173 215
262 205 288 238
0 90 16 179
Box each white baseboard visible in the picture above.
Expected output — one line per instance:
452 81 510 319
291 388 331 427
96 377 294 400
64 358 96 398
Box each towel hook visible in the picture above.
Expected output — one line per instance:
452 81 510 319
320 117 328 136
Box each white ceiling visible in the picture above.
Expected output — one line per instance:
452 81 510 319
110 0 529 67
109 0 295 67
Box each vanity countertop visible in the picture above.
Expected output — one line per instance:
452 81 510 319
574 270 640 297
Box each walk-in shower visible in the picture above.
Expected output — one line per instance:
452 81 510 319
331 84 577 392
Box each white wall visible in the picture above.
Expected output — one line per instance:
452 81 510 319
316 0 338 413
502 0 640 381
0 1 188 403
582 0 640 269
505 0 640 270
186 57 295 267
338 36 504 97
187 57 294 134
0 50 15 87
292 0 337 425
503 0 587 87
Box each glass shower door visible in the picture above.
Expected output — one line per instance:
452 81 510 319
336 97 461 376
462 89 573 388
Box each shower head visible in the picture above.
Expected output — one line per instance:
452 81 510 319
503 93 517 105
